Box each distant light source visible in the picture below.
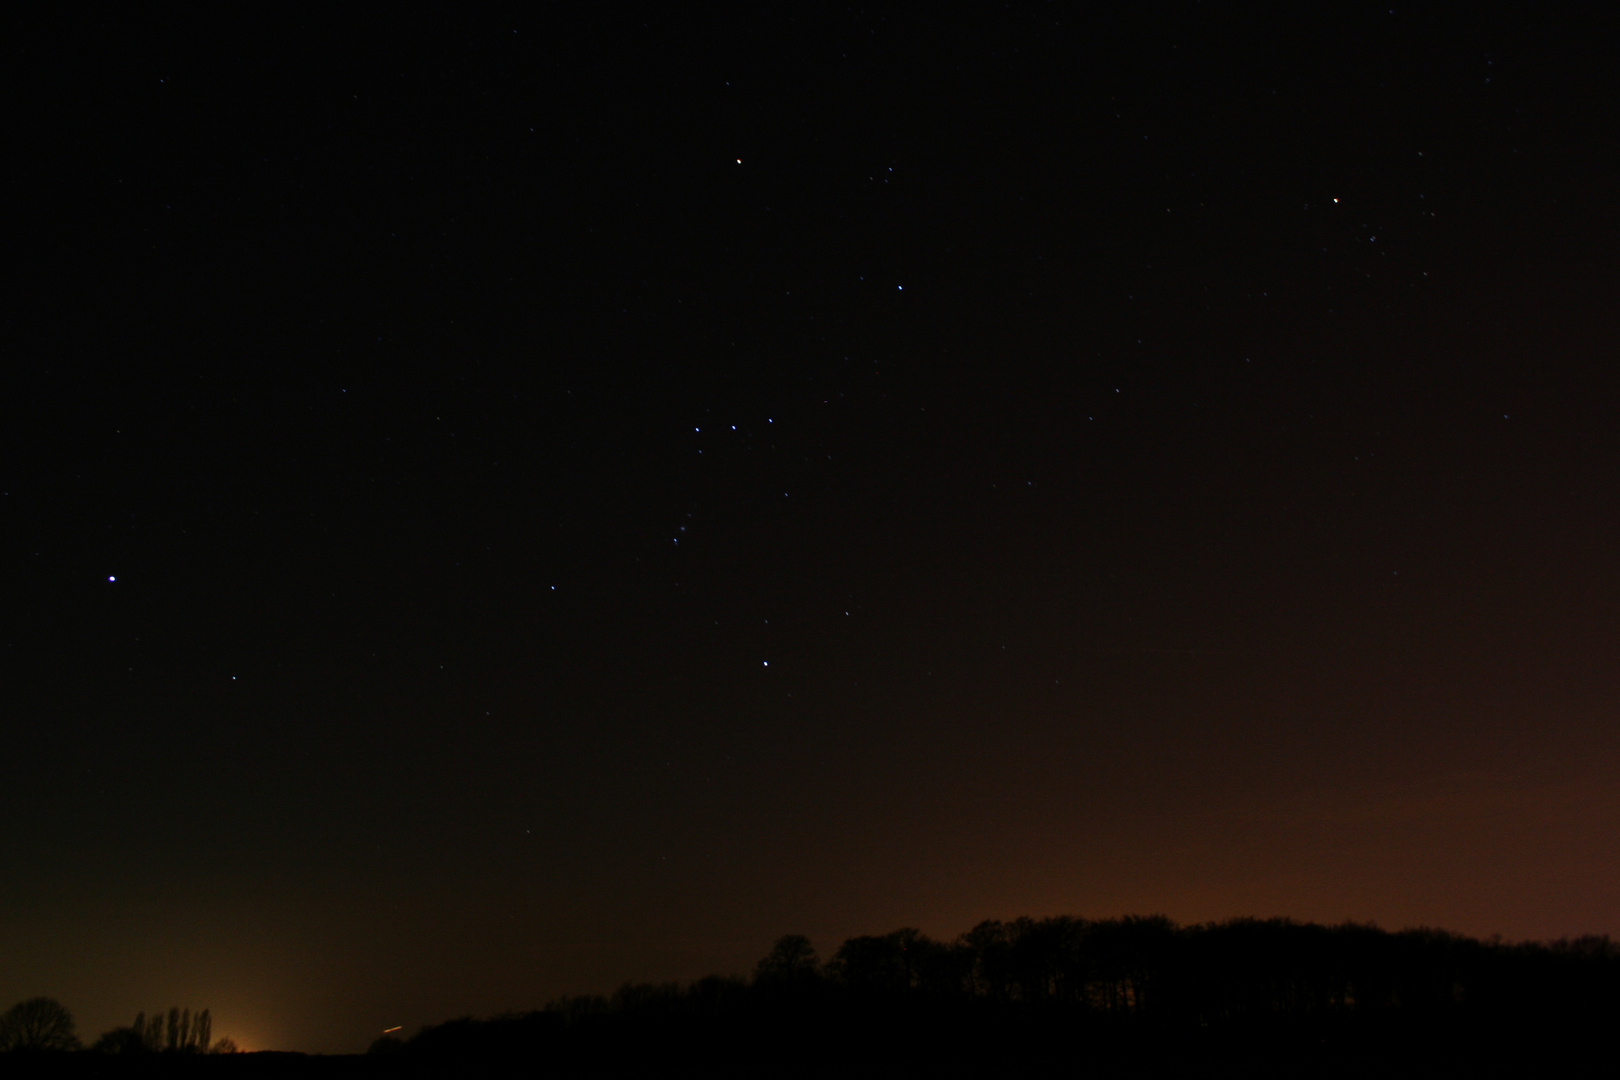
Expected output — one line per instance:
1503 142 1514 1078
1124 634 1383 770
382 1026 402 1034
107 575 116 582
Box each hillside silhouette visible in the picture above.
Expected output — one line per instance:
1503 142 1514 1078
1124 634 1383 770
4 915 1616 1076
377 915 1615 1075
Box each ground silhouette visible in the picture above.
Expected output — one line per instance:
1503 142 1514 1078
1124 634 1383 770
379 915 1618 1075
4 915 1616 1075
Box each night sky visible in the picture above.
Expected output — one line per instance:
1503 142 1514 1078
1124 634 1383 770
7 5 1620 1053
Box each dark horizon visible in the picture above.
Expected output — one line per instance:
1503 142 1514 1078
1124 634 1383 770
7 911 1618 1059
6 4 1620 1054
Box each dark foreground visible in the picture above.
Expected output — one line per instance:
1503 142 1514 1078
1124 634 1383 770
10 917 1616 1076
1 1016 1608 1079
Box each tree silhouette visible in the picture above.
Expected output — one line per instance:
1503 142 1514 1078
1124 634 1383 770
0 998 79 1052
831 928 941 996
381 914 1620 1074
753 934 821 987
89 1026 146 1054
94 1008 217 1053
960 919 1015 1000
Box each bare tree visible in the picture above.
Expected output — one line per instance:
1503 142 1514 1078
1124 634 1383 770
0 998 79 1052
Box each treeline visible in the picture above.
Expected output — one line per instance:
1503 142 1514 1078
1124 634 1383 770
0 999 236 1056
382 916 1620 1072
92 1008 237 1055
